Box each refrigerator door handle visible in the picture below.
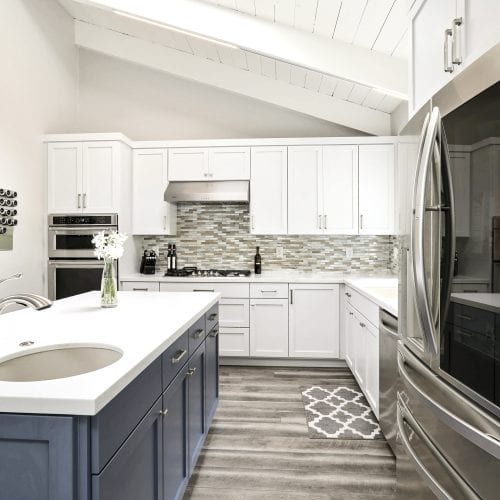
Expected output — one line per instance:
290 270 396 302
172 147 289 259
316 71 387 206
398 345 500 459
411 108 441 356
397 394 480 500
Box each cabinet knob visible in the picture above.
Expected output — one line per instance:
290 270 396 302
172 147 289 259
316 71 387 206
192 328 204 339
359 322 366 328
159 409 169 416
187 367 197 377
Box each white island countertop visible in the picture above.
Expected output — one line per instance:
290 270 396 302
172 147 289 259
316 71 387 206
0 291 219 415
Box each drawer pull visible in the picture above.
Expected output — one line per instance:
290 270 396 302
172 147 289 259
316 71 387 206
359 322 366 328
193 289 215 292
133 288 148 291
345 292 351 298
193 329 204 339
159 409 169 416
457 314 472 321
171 349 187 364
209 329 219 338
260 289 277 293
208 313 218 321
349 312 354 316
187 367 197 376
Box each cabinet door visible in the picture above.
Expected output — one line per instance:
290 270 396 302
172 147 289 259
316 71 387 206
47 142 82 214
168 148 209 181
219 327 250 357
209 147 250 180
0 414 78 500
364 320 379 418
288 146 323 234
322 145 358 234
410 0 457 115
163 368 189 500
82 142 120 213
344 303 356 370
289 284 340 358
359 144 395 235
132 149 176 235
250 146 287 234
219 299 250 328
92 398 163 500
250 298 289 357
188 342 206 472
449 151 470 237
353 313 366 390
205 327 219 427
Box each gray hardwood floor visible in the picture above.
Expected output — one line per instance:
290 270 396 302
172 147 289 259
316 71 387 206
185 365 396 500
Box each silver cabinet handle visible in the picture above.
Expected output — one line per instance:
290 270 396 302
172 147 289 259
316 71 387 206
203 172 208 177
456 314 472 321
132 288 148 291
290 289 293 305
77 194 81 208
359 322 366 328
192 328 204 339
159 409 169 416
171 349 187 364
163 216 167 231
318 215 322 229
187 367 197 376
444 28 454 73
82 193 87 208
193 289 215 292
348 311 353 316
398 345 500 459
452 17 463 65
397 395 480 500
324 214 328 229
208 313 218 321
209 329 219 338
360 214 363 229
250 214 255 230
345 292 351 298
260 289 277 293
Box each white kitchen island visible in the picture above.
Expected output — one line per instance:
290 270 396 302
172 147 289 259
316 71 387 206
0 290 220 500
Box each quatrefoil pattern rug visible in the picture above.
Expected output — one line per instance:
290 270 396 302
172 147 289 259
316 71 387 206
301 385 382 440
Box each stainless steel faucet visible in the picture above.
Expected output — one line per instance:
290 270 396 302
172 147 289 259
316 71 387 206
0 273 53 313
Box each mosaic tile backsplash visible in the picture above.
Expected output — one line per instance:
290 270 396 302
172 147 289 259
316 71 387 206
142 203 398 273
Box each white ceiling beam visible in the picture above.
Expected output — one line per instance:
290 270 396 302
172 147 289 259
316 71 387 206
75 21 391 135
66 0 407 98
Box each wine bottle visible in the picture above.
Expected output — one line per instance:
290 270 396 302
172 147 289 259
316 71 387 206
172 244 177 271
254 246 262 274
166 244 172 273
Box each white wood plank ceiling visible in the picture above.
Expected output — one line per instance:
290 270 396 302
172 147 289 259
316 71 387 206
58 0 410 132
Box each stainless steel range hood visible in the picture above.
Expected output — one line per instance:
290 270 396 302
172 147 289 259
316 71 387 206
164 181 249 203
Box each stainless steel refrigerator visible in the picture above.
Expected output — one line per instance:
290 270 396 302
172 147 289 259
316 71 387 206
398 87 500 499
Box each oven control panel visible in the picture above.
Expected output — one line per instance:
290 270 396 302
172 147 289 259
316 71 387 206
49 214 118 226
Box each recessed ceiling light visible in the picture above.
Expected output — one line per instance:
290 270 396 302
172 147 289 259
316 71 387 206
113 10 240 50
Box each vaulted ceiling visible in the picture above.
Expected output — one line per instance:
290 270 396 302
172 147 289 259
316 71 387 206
58 0 410 135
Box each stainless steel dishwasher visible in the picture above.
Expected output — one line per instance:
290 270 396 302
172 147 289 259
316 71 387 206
379 308 398 453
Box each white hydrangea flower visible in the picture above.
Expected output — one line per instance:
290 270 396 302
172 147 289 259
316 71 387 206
92 230 127 260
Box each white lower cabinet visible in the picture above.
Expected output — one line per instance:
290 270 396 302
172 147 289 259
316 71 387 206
289 284 340 358
219 299 250 328
364 320 379 418
352 312 366 389
219 328 250 357
250 299 289 357
344 303 356 370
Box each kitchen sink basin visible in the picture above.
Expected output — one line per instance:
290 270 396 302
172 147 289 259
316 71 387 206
0 345 123 382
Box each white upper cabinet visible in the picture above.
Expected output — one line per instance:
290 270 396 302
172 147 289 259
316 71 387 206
208 147 250 180
250 146 287 235
410 0 500 116
132 149 176 235
48 141 120 214
289 284 340 358
48 142 82 214
358 144 395 235
322 145 359 235
168 147 250 181
82 142 120 213
449 150 470 237
168 148 209 181
288 146 323 235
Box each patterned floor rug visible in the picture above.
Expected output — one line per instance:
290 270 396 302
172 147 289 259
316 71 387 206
301 385 383 440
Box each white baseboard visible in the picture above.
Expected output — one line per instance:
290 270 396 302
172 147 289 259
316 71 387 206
220 357 348 368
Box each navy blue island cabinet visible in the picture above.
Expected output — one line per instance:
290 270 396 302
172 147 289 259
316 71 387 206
0 304 219 500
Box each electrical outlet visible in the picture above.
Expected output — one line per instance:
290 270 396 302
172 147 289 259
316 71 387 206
276 246 284 258
345 248 354 258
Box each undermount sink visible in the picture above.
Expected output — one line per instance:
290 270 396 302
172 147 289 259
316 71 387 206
0 345 123 382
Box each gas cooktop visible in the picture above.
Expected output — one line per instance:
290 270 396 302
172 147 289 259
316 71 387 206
164 267 251 278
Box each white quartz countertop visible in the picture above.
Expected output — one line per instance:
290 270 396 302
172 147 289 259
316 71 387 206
121 271 399 316
451 293 500 314
0 291 220 415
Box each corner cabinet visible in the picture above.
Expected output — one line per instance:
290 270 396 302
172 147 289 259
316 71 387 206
132 149 176 235
47 141 122 214
288 284 340 358
0 306 219 500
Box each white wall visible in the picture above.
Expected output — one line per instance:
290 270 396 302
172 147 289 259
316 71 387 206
0 0 78 297
77 50 365 140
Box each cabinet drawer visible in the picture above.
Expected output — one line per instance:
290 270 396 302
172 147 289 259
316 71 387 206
220 299 250 328
250 283 288 299
219 328 249 357
451 303 494 336
189 316 206 354
451 283 489 293
92 397 163 500
121 281 160 292
345 286 379 327
91 357 162 474
160 282 249 298
162 331 189 389
206 303 219 332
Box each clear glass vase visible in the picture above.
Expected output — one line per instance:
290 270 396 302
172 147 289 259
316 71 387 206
101 258 117 308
